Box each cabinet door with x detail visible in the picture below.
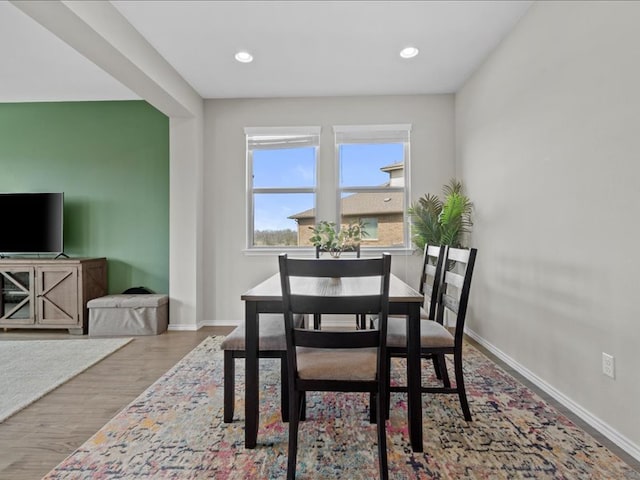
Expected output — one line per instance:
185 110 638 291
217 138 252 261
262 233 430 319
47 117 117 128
36 266 79 327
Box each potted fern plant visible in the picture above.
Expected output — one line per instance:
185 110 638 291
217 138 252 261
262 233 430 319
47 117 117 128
407 179 473 250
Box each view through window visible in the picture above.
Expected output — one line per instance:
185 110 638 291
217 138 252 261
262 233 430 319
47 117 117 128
246 127 318 248
336 125 410 248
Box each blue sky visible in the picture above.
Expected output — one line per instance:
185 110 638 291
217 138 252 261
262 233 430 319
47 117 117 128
253 143 403 231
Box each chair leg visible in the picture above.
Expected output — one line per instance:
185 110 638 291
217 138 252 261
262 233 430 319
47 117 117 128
313 314 321 330
369 392 376 424
300 391 306 421
280 354 289 423
385 353 392 420
431 354 442 380
376 387 389 480
287 390 301 480
439 354 451 388
223 351 235 423
454 350 472 421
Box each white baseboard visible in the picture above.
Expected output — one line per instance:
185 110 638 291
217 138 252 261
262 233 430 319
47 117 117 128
465 327 640 463
167 323 200 331
199 320 239 327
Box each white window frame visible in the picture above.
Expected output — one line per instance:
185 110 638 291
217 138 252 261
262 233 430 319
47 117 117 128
333 124 412 251
245 126 320 251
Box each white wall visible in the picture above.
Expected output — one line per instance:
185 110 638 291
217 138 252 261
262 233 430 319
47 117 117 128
456 1 640 454
203 95 454 323
169 113 204 330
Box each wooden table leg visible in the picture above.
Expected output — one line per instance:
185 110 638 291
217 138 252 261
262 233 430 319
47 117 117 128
245 302 258 449
406 302 423 452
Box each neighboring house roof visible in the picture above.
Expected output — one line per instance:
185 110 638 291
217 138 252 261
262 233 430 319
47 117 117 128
289 191 403 220
380 162 404 173
290 161 405 220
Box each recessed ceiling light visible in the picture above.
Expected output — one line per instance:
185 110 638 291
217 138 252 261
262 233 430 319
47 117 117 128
235 51 253 63
400 47 419 59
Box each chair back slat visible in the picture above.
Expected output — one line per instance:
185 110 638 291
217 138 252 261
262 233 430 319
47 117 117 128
440 293 460 314
444 270 465 289
425 244 442 257
424 263 438 278
316 244 361 258
290 295 383 315
447 246 471 263
294 329 379 349
286 257 385 278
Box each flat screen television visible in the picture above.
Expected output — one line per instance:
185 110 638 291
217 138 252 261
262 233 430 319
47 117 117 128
0 192 64 255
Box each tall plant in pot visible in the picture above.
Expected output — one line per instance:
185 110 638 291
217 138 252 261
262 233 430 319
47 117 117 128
408 179 473 250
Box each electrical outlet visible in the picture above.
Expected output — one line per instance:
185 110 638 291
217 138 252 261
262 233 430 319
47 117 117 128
602 352 615 378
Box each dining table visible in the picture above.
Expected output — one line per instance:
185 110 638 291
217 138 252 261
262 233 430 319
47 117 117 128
240 271 425 452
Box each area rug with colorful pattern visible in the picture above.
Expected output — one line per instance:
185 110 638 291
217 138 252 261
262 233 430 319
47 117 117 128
44 336 639 479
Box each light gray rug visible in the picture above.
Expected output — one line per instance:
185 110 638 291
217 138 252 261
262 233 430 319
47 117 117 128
0 337 132 423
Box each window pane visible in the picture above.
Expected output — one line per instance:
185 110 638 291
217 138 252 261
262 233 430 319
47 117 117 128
253 193 314 246
360 217 378 239
339 141 406 247
339 143 404 188
253 147 315 188
340 192 405 247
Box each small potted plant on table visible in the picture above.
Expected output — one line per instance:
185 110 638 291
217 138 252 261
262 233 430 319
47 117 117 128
309 220 367 258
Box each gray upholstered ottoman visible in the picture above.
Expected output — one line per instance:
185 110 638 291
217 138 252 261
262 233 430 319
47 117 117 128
88 294 169 336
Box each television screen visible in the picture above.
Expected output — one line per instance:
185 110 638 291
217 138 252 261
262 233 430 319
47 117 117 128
0 193 64 254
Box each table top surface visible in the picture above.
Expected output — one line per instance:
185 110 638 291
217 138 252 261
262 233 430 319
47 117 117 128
241 272 423 303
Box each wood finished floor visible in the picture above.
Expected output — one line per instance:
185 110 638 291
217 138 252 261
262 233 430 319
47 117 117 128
0 328 637 479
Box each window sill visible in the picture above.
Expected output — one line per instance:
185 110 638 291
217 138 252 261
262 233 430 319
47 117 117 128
242 247 416 257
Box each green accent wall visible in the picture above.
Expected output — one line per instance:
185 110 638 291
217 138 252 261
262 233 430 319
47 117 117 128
0 101 169 294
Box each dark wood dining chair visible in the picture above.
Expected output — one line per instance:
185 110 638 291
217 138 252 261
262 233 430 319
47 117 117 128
384 244 446 383
386 246 477 421
221 313 303 423
314 244 366 330
279 252 392 480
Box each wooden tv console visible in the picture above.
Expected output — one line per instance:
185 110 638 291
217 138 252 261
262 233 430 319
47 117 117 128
0 257 107 334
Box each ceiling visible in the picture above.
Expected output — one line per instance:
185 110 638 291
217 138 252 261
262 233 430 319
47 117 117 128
1 1 533 102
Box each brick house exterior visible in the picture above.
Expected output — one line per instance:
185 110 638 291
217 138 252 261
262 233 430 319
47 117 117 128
289 163 405 247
